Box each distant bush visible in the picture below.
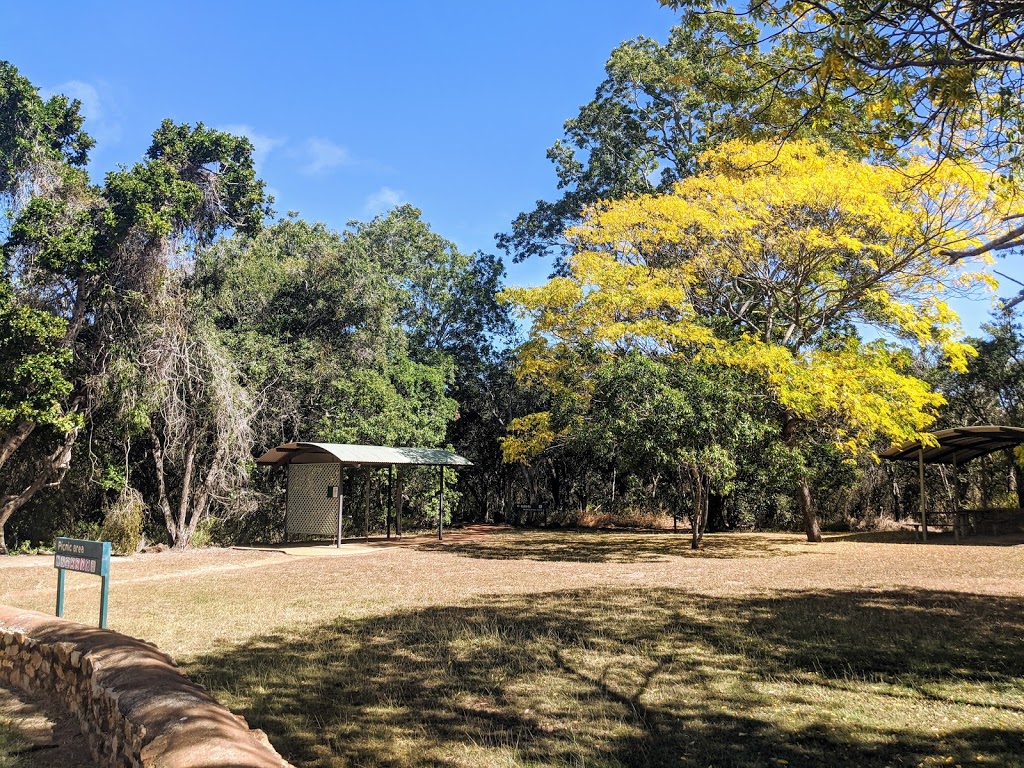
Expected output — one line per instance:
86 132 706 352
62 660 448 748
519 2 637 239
63 519 104 543
189 516 227 548
215 489 284 544
539 505 675 530
101 488 146 555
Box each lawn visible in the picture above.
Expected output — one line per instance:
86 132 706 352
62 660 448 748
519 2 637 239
2 529 1024 767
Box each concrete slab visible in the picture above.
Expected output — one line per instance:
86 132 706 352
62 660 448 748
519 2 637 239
232 524 510 558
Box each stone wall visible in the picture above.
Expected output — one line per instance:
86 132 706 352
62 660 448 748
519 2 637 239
0 605 293 768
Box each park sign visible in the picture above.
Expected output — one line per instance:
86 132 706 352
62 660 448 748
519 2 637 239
55 537 109 574
54 537 111 629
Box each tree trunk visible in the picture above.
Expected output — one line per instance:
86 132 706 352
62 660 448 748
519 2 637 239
690 466 706 550
0 421 36 472
549 461 562 519
783 413 822 542
798 476 822 542
1013 462 1024 509
150 428 178 545
173 439 200 549
0 425 79 555
183 487 211 548
706 493 728 532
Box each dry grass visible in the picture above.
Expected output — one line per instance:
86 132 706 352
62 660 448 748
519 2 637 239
0 685 89 768
3 529 1024 767
0 719 23 768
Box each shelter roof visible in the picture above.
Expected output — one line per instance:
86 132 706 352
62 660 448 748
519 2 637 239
255 442 473 468
879 425 1024 465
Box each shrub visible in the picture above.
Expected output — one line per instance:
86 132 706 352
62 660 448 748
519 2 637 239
101 487 146 555
190 515 223 548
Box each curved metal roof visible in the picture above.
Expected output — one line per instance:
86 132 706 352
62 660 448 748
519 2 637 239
255 442 473 468
879 425 1024 465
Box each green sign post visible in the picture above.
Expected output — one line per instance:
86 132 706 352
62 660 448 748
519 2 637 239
54 537 111 629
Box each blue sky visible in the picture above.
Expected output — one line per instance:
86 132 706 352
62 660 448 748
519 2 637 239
2 0 1018 334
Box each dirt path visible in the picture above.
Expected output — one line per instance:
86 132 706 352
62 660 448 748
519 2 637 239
0 684 90 768
0 526 512 599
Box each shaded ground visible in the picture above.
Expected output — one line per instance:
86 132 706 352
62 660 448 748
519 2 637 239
189 587 1024 768
414 527 814 562
0 685 90 768
2 529 1023 766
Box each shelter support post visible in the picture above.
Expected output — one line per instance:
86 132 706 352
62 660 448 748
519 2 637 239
918 448 927 542
284 466 290 544
337 467 345 548
364 467 370 542
387 465 394 539
438 466 444 541
396 469 403 539
953 455 962 541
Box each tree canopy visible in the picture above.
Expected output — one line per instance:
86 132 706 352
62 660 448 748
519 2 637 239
504 138 1005 539
499 12 894 267
662 2 1024 270
0 61 270 551
5 4 1024 553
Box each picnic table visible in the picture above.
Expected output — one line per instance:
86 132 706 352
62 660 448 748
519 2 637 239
954 507 1024 538
908 507 1024 540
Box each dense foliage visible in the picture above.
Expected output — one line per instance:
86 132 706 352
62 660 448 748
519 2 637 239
4 0 1024 551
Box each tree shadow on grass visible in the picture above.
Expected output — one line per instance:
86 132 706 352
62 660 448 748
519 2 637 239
825 529 1024 547
414 530 808 563
187 588 1024 767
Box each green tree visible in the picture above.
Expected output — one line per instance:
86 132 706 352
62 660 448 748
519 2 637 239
197 216 459 451
664 2 1024 266
0 60 92 221
0 62 94 552
346 205 510 365
943 311 1024 427
337 206 513 522
504 139 1002 541
498 13 880 266
588 354 773 547
0 280 75 456
938 309 1024 507
0 60 268 552
195 215 464 531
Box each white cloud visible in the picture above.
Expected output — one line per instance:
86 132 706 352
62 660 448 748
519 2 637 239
55 80 102 119
44 80 121 145
218 124 285 172
364 186 406 214
297 137 351 175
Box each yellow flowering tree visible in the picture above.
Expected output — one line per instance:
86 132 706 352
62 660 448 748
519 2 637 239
503 139 1008 541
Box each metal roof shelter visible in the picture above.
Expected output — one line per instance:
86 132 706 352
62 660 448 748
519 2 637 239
879 426 1024 465
256 442 473 468
880 426 1024 540
256 443 473 545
